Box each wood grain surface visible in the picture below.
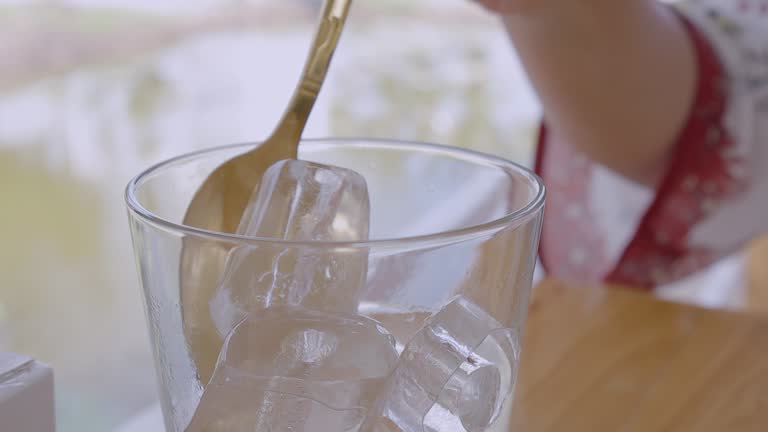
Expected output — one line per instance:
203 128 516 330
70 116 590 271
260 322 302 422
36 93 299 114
511 280 768 432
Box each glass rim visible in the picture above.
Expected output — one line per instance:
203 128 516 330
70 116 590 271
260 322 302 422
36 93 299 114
125 138 546 249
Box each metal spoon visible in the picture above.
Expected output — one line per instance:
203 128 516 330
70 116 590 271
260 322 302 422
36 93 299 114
180 0 353 384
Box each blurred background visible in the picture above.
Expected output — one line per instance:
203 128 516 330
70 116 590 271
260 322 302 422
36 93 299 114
0 0 540 430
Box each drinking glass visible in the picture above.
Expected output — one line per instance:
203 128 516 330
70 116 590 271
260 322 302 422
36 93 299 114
125 138 545 431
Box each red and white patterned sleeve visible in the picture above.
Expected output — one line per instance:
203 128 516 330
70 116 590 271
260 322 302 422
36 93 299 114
536 0 768 289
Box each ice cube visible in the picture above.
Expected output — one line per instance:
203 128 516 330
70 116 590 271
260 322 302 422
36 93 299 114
427 328 519 431
363 297 520 432
240 159 370 242
209 159 371 338
187 307 399 432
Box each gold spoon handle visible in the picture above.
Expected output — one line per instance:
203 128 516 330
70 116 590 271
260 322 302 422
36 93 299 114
271 0 353 145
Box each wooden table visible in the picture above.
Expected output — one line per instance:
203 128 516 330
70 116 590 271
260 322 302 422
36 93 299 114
511 279 768 432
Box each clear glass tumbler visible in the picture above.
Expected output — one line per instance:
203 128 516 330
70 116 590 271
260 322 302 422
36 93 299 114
125 139 545 431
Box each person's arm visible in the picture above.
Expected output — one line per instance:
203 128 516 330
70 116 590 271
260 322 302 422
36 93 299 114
477 0 697 186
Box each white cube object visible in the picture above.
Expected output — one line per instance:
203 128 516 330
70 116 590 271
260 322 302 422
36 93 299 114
0 353 55 432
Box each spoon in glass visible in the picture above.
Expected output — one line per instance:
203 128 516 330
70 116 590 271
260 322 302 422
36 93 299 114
180 0 354 384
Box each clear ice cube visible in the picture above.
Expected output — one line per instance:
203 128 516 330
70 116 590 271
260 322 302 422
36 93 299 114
187 307 399 432
363 297 520 432
209 159 371 338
